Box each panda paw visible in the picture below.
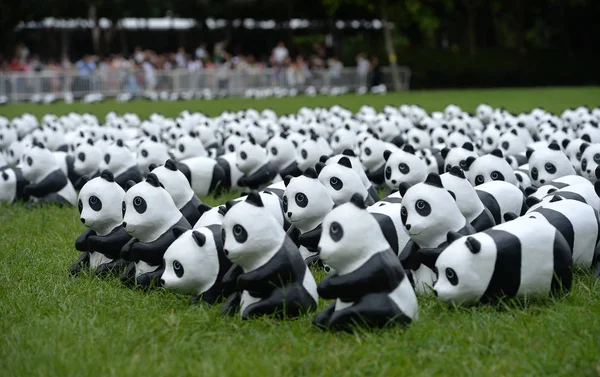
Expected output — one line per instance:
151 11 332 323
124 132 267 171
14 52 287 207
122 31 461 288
220 292 242 316
69 252 90 277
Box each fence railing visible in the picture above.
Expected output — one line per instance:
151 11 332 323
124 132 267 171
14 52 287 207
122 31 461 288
0 66 410 102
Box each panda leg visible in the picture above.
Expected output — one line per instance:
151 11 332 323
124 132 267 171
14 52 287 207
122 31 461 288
135 266 165 289
312 302 336 330
69 252 90 277
242 282 317 319
120 263 137 286
592 243 600 279
328 293 410 332
220 292 242 316
95 259 131 278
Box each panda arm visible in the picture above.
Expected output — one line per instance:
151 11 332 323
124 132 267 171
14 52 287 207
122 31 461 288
120 238 140 261
75 229 96 252
23 170 68 197
297 226 322 249
317 252 404 301
128 231 177 265
221 264 244 289
398 241 421 270
86 227 132 259
237 249 296 297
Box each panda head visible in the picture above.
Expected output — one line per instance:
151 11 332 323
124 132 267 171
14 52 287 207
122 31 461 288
578 121 600 144
446 131 471 150
296 137 323 172
359 137 390 171
171 134 207 161
266 135 296 170
221 192 285 271
498 129 526 156
150 159 194 209
319 194 391 275
161 228 220 296
563 138 585 174
383 145 427 190
122 173 181 242
399 173 466 248
6 140 25 166
317 157 367 206
72 139 102 176
514 170 532 190
431 127 449 148
136 140 170 176
194 205 224 228
236 139 267 174
578 142 600 181
480 125 501 153
223 134 244 154
406 127 432 150
476 104 493 124
527 143 575 187
0 167 22 203
433 233 493 305
100 140 136 176
283 168 334 232
441 142 478 173
467 150 516 187
440 167 482 221
330 128 357 155
78 171 125 236
19 143 58 182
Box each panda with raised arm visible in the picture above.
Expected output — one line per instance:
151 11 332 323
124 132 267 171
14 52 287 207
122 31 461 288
71 171 132 277
120 173 192 288
219 191 318 319
313 194 418 331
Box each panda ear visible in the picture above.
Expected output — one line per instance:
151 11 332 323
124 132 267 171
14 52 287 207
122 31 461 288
244 191 264 207
503 212 519 222
283 175 293 187
100 170 114 182
87 139 94 146
319 155 329 163
337 157 352 169
218 205 229 216
117 139 124 147
303 168 318 179
171 226 188 240
549 195 563 203
580 142 589 154
164 159 178 171
462 142 474 151
463 156 476 171
148 163 158 172
548 142 561 151
510 128 518 136
197 203 212 216
191 230 206 247
402 144 415 154
424 173 444 188
349 193 366 209
582 134 592 143
447 190 456 200
146 173 161 188
315 162 326 175
465 236 481 254
342 149 355 157
525 196 541 208
525 148 534 160
449 166 466 179
150 135 158 142
248 137 256 145
524 186 538 196
383 150 392 161
1 171 8 181
398 182 411 197
441 148 450 159
125 180 136 191
594 180 600 199
490 149 503 158
446 231 463 244
595 165 600 180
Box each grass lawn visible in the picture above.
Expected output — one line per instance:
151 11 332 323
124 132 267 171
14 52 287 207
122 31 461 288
1 87 600 377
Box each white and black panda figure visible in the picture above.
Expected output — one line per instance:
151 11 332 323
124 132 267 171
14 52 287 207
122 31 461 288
266 134 302 178
398 173 476 294
313 194 418 331
525 177 600 212
379 190 403 205
441 142 479 173
136 139 171 176
149 159 204 226
236 138 278 190
433 216 573 305
175 156 228 197
226 190 287 230
261 180 287 200
73 139 102 185
525 197 600 272
563 139 585 174
161 226 236 304
71 171 132 277
464 149 519 187
441 167 496 232
526 143 576 187
0 167 29 203
19 143 77 206
322 150 380 204
100 140 143 190
359 137 396 187
366 201 411 257
282 168 334 265
579 142 600 182
383 145 427 192
476 180 528 225
219 192 318 319
316 157 374 207
420 148 446 175
514 168 532 191
120 173 192 288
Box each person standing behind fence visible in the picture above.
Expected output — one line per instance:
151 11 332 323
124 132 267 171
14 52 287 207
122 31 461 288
370 56 382 88
143 56 156 91
356 53 371 89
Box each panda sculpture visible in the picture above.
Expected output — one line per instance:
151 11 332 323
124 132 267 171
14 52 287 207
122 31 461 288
313 194 418 331
219 192 318 319
236 138 278 189
579 142 600 182
71 171 132 276
526 143 576 187
176 156 228 197
73 139 102 185
194 204 224 228
161 226 235 304
19 143 77 206
441 142 479 173
476 180 529 225
398 173 476 294
100 140 143 190
322 150 380 204
266 134 302 178
464 149 518 187
359 137 396 187
316 157 374 207
120 173 192 288
433 216 573 305
0 167 29 204
383 145 427 191
150 159 204 226
216 153 245 192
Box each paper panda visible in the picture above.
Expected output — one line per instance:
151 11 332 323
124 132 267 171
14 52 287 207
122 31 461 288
441 142 478 173
514 168 532 190
0 167 28 203
398 173 476 294
316 157 374 207
282 168 334 264
464 149 518 187
480 125 502 154
173 156 228 197
379 190 403 205
227 190 287 230
120 173 192 288
366 201 411 256
359 137 397 186
136 139 171 176
170 132 208 160
265 135 302 178
19 144 77 206
433 216 573 305
383 145 427 191
194 204 224 228
526 143 576 187
525 177 600 211
406 124 431 150
330 128 357 155
296 135 326 172
161 225 236 304
441 167 495 232
563 139 585 174
236 139 278 189
216 153 244 191
419 148 445 175
73 139 102 182
476 180 528 225
322 150 380 204
579 143 600 182
525 197 600 271
150 159 204 226
100 140 143 190
71 171 132 277
498 129 527 156
313 194 418 331
219 192 318 319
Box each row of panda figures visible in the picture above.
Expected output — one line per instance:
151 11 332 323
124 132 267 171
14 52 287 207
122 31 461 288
1 103 600 331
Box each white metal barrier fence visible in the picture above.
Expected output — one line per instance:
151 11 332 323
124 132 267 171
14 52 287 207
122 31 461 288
0 66 410 102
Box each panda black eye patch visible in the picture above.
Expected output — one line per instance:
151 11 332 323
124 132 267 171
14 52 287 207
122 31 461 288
179 144 185 152
544 163 557 174
400 206 408 224
27 157 33 166
271 147 278 156
490 171 504 181
475 175 484 184
173 260 184 278
415 199 431 216
398 163 410 174
89 196 102 211
78 199 83 214
329 221 343 242
104 154 110 164
78 152 85 162
385 166 392 180
240 151 247 160
301 149 307 159
295 193 308 208
133 196 147 214
530 167 539 180
122 201 126 217
228 145 235 152
330 177 343 191
364 147 371 156
594 154 600 164
141 149 148 158
232 224 248 243
282 196 288 212
446 268 459 285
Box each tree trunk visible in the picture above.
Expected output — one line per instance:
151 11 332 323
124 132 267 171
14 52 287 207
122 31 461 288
381 0 402 91
89 4 100 55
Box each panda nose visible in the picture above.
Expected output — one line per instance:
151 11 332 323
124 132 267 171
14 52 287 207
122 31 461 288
287 212 292 218
588 170 592 174
159 279 165 286
540 179 545 184
80 218 86 224
433 290 438 297
405 224 412 231
223 249 229 256
122 222 127 228
391 179 397 185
